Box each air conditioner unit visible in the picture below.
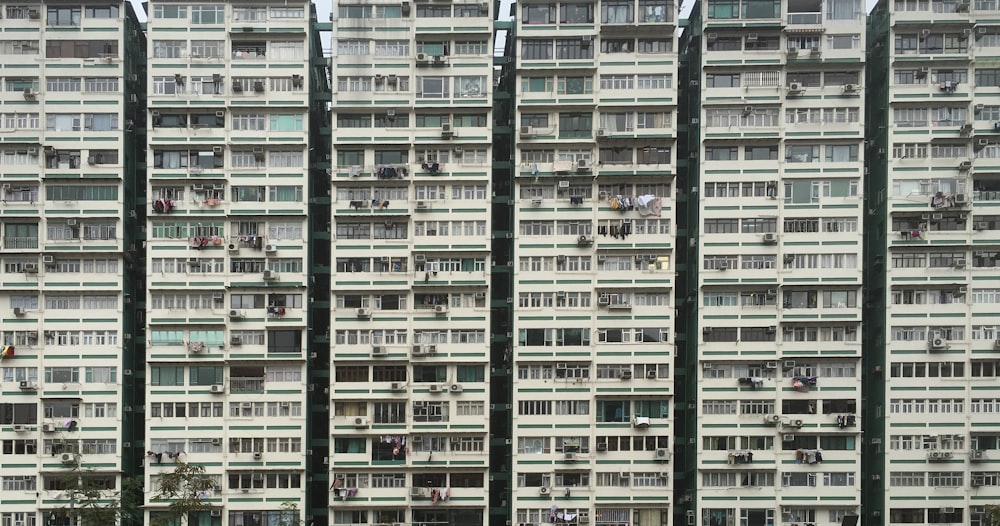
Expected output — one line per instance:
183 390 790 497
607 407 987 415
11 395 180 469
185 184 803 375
531 197 543 206
787 82 803 93
441 123 454 137
415 254 427 262
763 233 778 244
558 180 571 189
372 345 388 356
620 370 633 380
747 33 759 42
959 161 973 171
930 337 948 350
598 295 611 306
843 84 860 93
43 424 57 433
429 384 445 393
18 381 36 390
42 255 55 264
353 416 369 428
12 307 25 317
783 434 795 442
766 361 778 369
577 235 594 246
356 307 372 318
787 419 804 428
519 126 534 136
564 452 577 461
919 66 931 75
970 449 987 461
390 381 406 391
576 158 590 171
596 128 607 137
210 384 225 394
764 414 781 425
13 425 27 432
654 448 671 460
66 219 77 226
262 270 278 280
952 259 967 268
646 370 657 379
60 453 75 464
539 486 551 496
253 451 263 460
434 305 449 314
940 507 955 514
211 510 223 517
953 193 969 206
228 309 244 319
416 52 428 62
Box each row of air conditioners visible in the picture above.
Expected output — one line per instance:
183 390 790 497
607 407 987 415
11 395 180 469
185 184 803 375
228 243 278 253
370 344 439 357
356 305 448 319
415 53 447 65
702 359 791 370
17 422 72 434
615 370 660 380
427 383 464 393
763 414 804 428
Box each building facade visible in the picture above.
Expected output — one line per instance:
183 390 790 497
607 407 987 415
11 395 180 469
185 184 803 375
0 2 145 525
327 0 495 524
865 0 1000 524
510 0 677 524
143 0 316 523
5 1 1000 525
686 1 866 525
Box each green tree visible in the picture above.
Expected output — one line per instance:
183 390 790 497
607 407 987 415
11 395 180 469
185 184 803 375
150 462 218 526
987 505 1000 526
52 453 142 526
275 502 304 526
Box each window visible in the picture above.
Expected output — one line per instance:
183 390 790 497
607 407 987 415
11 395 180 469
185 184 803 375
521 39 553 60
187 366 222 386
47 6 81 26
416 76 449 98
559 112 593 138
522 4 555 23
602 1 633 23
191 5 225 24
268 330 301 354
45 40 119 59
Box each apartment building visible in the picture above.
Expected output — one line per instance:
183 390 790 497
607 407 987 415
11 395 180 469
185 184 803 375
510 0 677 524
0 2 145 526
143 1 316 523
864 0 1000 524
327 0 494 525
686 1 866 525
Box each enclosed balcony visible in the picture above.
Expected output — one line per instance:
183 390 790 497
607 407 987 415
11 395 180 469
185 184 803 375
786 0 821 24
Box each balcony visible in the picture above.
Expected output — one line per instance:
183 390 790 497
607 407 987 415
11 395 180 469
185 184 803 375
3 237 39 250
229 377 265 393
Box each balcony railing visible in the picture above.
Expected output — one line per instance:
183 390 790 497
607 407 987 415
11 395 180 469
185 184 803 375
787 12 821 24
974 190 1000 201
229 377 265 393
4 237 39 249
